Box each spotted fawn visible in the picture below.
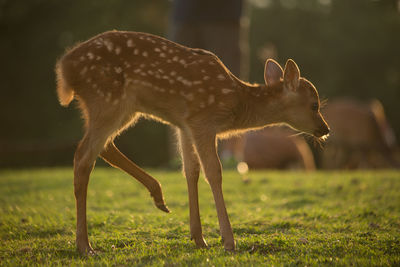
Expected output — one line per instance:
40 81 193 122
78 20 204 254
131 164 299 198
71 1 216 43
56 30 329 254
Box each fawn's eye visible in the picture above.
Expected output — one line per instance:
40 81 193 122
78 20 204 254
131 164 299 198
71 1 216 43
311 103 319 111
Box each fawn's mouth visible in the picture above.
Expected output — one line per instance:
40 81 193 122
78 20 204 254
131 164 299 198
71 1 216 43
313 129 330 139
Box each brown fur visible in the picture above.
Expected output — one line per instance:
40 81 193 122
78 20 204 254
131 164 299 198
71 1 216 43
56 30 329 254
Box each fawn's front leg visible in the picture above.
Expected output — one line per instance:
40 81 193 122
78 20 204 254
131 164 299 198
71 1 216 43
178 130 208 248
192 131 235 251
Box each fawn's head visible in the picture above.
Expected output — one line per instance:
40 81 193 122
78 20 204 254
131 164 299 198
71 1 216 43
264 59 330 139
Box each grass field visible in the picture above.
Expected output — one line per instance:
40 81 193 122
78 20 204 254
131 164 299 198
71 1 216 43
0 168 399 266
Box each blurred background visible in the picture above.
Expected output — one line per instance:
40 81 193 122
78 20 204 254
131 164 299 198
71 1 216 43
0 0 399 169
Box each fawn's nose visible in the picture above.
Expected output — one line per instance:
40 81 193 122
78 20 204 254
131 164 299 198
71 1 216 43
314 124 330 137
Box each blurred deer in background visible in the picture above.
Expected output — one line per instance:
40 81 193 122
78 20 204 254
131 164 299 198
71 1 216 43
220 126 316 171
246 127 315 170
321 98 399 169
56 30 329 254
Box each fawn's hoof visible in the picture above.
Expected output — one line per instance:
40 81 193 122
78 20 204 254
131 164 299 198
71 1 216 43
77 244 96 256
224 242 236 252
221 238 235 251
155 202 170 213
193 236 208 248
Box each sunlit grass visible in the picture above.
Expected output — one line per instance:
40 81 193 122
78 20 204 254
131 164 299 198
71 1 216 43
1 168 399 266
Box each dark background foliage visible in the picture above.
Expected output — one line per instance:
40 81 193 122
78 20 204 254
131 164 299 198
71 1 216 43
0 0 399 167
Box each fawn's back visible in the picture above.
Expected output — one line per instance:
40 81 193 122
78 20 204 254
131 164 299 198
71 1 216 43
57 31 246 130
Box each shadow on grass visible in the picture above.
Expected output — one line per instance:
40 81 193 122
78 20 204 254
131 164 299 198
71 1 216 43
4 226 69 240
283 197 315 209
233 220 304 235
239 241 283 254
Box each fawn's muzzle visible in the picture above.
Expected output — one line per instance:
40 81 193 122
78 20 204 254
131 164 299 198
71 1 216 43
314 124 330 137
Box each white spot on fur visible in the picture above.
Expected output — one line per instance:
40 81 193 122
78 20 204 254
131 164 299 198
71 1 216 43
79 56 85 62
115 46 121 55
127 39 134 47
134 48 139 55
160 53 166 58
154 47 161 52
221 88 234 94
179 59 186 65
87 52 94 60
172 56 179 62
217 74 225 80
114 67 122 73
162 45 167 51
96 55 101 61
93 39 103 47
203 76 210 81
182 80 192 86
104 40 114 52
90 65 96 70
209 61 216 65
142 51 148 57
193 81 202 85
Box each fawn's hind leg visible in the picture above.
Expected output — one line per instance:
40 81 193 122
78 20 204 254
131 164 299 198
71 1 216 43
100 142 170 212
74 132 108 255
73 108 125 255
178 130 207 248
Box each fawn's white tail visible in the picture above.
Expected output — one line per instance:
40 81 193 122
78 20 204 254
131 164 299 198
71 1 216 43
56 62 74 107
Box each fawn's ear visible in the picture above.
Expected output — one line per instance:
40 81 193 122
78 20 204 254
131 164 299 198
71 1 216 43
264 59 283 86
283 59 300 92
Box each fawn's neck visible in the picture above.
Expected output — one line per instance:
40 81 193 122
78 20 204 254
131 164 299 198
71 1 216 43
230 77 286 132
